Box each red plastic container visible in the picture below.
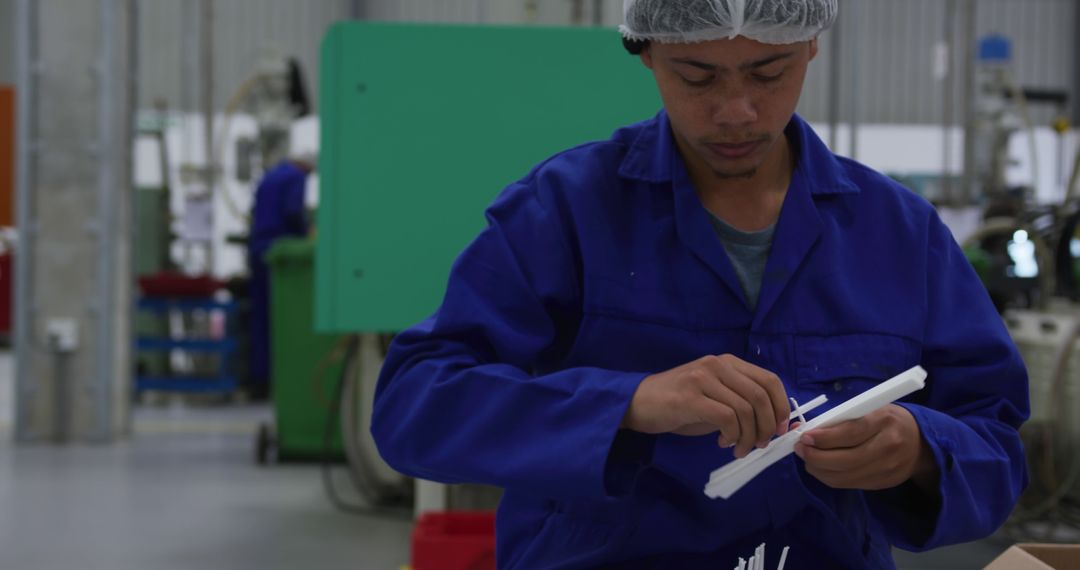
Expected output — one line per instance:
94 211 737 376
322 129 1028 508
411 511 496 570
137 272 225 298
0 252 11 336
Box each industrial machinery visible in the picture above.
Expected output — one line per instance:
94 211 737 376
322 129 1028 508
955 34 1080 539
213 54 312 225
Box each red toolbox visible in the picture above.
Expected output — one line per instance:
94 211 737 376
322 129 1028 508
411 511 496 570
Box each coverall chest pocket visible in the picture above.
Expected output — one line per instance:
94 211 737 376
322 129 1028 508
792 333 921 399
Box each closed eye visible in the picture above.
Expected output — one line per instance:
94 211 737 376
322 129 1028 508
680 75 714 87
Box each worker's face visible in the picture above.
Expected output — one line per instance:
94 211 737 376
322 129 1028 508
641 36 817 180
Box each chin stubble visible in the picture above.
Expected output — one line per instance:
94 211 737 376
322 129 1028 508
712 168 758 180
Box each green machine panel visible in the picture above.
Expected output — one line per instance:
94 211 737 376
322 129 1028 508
317 22 662 332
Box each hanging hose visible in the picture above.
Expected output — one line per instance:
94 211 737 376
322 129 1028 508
1066 144 1080 207
209 75 264 224
321 334 412 519
1002 70 1041 200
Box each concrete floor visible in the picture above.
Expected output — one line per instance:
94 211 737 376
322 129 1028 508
0 351 1031 569
0 405 413 570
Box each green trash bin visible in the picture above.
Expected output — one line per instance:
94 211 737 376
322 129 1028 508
262 238 345 462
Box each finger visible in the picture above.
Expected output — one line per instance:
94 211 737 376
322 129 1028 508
688 397 740 447
703 358 777 449
795 441 869 473
800 416 877 450
699 370 760 457
726 357 790 436
727 372 779 449
672 422 721 437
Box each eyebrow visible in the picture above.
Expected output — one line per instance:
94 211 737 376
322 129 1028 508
670 52 795 72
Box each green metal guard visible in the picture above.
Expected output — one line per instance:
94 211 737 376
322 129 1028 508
316 22 661 332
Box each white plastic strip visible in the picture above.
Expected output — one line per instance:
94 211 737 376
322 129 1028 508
789 394 827 422
704 365 928 499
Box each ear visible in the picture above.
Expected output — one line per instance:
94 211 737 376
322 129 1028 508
808 37 819 61
640 45 654 70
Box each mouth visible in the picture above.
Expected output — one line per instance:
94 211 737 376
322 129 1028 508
706 140 763 160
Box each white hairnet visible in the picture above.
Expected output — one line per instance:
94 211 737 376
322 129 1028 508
620 0 837 46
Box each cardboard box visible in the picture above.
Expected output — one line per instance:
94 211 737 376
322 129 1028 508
984 543 1080 569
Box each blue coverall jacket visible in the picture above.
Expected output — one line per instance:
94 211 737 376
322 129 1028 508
248 161 310 390
372 111 1029 569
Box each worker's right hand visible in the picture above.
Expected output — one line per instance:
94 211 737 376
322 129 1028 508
620 354 790 459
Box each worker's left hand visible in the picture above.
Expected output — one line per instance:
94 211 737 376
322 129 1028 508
793 404 939 492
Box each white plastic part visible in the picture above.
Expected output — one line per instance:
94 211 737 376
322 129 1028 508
704 365 928 499
788 394 827 422
735 542 789 570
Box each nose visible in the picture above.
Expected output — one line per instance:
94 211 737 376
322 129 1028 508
710 86 757 128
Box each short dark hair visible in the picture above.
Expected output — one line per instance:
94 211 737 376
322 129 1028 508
622 37 649 55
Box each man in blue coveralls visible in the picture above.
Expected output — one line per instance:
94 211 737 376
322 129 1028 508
248 157 314 400
372 1 1029 568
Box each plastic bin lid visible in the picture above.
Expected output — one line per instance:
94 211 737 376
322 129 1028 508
265 238 316 265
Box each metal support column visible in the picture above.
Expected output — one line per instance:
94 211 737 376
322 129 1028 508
1073 0 1080 125
92 0 119 442
960 0 978 205
201 0 215 274
942 0 957 206
13 0 39 442
846 0 859 160
350 0 365 20
570 0 586 25
827 0 842 152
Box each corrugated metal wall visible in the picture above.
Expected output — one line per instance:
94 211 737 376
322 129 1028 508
137 0 350 112
797 0 1073 127
136 0 1075 126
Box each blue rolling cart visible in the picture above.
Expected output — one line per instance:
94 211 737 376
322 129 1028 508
134 296 238 394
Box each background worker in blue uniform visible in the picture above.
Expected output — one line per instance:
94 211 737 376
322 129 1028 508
372 1 1029 568
247 156 314 400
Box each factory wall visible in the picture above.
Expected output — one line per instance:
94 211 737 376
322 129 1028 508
136 0 352 114
134 0 1074 128
823 0 1074 127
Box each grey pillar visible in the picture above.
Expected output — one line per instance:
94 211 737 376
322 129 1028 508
14 0 134 443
